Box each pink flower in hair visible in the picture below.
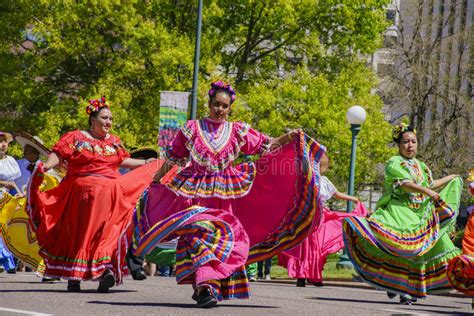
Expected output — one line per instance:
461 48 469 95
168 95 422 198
208 80 236 104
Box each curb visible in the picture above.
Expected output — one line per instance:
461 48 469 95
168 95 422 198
261 278 471 299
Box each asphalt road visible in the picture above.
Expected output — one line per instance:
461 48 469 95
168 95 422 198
0 272 472 315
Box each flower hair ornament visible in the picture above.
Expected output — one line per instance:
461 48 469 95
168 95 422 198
208 80 237 104
85 96 110 115
392 122 416 141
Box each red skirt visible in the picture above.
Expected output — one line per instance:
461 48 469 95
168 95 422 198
27 162 158 282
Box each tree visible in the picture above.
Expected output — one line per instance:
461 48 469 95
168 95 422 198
0 0 394 189
232 64 394 189
381 0 473 176
0 0 195 149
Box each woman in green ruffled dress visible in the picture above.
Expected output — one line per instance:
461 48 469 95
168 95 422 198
343 123 462 305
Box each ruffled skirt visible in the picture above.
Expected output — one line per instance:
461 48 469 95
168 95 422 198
343 178 462 297
0 235 15 271
447 212 474 296
0 173 60 275
133 133 326 300
0 193 45 275
279 202 367 282
27 163 156 283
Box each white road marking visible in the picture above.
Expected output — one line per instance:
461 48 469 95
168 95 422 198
0 307 52 316
381 309 429 315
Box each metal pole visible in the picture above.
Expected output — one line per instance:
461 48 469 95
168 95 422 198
190 0 203 120
336 124 361 269
346 124 361 212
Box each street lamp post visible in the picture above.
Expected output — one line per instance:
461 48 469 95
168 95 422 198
336 105 367 269
190 0 203 120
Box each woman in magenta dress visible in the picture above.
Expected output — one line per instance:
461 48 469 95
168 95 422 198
27 97 159 293
278 153 367 287
132 81 327 307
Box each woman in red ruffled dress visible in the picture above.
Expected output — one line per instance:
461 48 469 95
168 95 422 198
27 97 159 293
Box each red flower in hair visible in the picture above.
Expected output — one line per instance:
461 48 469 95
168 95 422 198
85 96 109 115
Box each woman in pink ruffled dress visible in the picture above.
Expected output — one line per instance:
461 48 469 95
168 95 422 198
278 153 367 287
132 81 327 308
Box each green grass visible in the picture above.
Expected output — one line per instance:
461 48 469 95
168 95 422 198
270 253 355 280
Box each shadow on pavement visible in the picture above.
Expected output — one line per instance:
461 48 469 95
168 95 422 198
88 301 279 309
397 307 472 315
308 297 461 309
0 289 137 294
0 289 66 293
0 281 55 284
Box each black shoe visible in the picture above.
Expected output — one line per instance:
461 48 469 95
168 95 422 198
311 281 324 287
97 270 115 293
387 292 397 299
196 288 218 308
67 280 81 292
132 269 147 281
6 269 16 274
399 294 416 305
296 278 306 287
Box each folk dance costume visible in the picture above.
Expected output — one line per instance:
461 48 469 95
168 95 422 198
132 118 326 303
343 155 462 298
278 176 367 284
0 153 21 272
447 170 474 296
0 133 59 277
27 130 156 284
0 173 59 276
0 236 15 272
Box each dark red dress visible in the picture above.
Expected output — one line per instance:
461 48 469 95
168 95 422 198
27 130 156 283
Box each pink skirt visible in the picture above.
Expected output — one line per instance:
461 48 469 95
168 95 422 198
132 133 326 300
279 202 367 282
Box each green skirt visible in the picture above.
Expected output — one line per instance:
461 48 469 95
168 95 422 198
343 178 462 297
145 247 176 265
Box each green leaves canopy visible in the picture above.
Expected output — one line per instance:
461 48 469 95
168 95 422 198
0 0 393 188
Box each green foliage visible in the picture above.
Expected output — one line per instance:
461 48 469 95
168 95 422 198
1 0 195 149
233 64 394 188
271 253 355 280
0 0 393 188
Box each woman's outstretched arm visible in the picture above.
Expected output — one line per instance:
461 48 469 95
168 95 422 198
153 161 173 183
431 174 459 190
333 191 359 203
43 152 61 172
268 129 301 151
400 181 440 201
120 158 155 169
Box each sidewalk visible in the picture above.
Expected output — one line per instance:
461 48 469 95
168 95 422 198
264 277 471 299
